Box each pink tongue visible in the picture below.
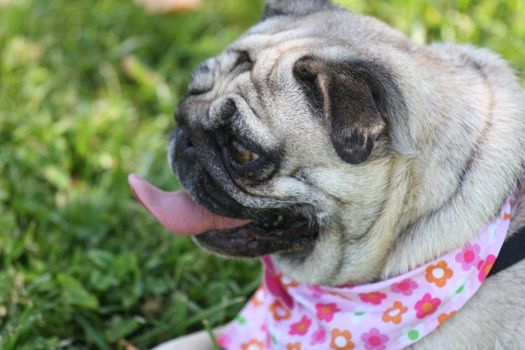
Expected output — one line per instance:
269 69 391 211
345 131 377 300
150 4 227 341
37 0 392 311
128 173 251 235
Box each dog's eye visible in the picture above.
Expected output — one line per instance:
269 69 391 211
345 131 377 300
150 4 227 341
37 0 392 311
229 139 260 166
222 137 277 181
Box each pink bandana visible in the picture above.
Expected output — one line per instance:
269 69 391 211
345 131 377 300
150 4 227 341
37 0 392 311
218 199 512 350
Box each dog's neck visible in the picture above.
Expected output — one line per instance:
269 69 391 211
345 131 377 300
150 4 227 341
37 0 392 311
379 173 525 280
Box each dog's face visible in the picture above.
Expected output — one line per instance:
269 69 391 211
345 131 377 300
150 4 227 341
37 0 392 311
170 0 408 285
168 0 524 285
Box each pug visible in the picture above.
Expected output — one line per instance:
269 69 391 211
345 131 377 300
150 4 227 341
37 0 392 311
129 0 525 349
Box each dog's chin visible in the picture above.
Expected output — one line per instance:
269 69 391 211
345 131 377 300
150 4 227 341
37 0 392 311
193 207 319 258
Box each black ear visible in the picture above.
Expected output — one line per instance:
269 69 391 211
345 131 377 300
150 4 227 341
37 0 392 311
293 56 401 164
262 0 336 19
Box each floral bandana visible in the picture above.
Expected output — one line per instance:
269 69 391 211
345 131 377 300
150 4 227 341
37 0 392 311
217 199 512 350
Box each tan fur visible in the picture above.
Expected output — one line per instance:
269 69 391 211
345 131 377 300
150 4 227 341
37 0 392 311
155 1 525 348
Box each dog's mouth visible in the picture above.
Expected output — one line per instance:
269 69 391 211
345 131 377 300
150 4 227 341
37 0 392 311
128 174 318 258
195 209 317 258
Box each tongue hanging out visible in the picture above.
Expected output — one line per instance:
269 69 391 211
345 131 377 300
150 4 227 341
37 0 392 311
128 174 251 235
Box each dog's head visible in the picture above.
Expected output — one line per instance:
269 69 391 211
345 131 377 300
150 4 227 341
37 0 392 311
170 0 408 284
168 0 525 285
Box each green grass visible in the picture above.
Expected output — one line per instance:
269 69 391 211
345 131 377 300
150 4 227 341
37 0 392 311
0 0 523 349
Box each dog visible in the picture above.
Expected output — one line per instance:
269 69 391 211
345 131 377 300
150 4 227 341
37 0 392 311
131 0 525 348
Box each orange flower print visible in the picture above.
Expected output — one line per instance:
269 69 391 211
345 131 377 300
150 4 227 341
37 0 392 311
438 310 457 325
425 260 453 287
330 329 355 350
382 301 408 324
269 299 292 321
241 339 264 350
287 342 301 350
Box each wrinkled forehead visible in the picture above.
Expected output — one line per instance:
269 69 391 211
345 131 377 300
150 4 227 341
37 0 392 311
230 15 342 61
192 13 345 76
191 5 408 85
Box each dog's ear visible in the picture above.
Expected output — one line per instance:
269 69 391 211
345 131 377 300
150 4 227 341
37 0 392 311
293 56 402 164
262 0 336 19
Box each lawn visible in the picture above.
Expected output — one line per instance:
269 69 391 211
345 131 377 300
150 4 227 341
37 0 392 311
0 0 523 349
